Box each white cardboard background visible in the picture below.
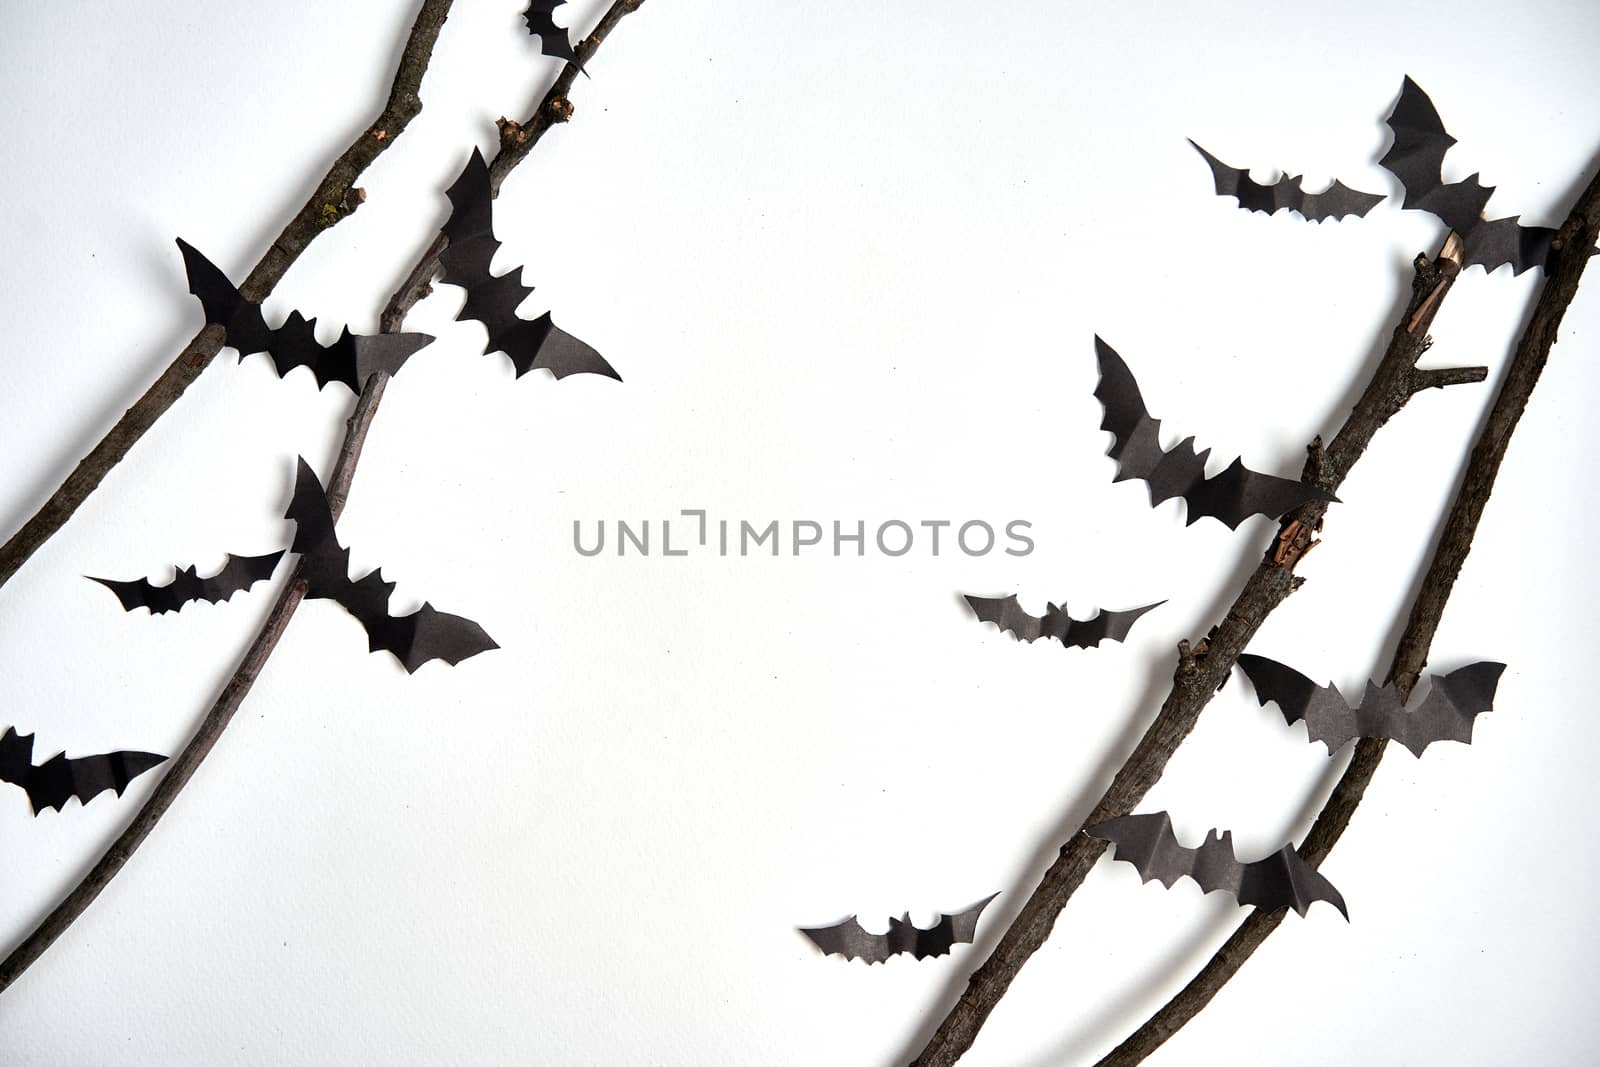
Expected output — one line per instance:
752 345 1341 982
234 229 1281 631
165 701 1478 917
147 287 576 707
1 1 1597 1063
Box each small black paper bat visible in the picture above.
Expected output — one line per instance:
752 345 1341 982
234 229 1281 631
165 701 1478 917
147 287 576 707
1094 337 1337 529
800 893 998 964
524 0 584 72
1236 653 1505 757
0 725 167 815
178 239 435 392
1087 811 1347 919
1380 77 1557 275
88 551 285 615
963 594 1162 649
438 148 619 381
286 458 498 673
1189 139 1384 222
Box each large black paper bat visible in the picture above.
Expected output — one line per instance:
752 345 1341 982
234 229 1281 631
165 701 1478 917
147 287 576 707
1087 811 1347 919
1189 140 1384 222
800 894 998 964
179 239 434 392
286 458 498 673
88 551 285 615
437 149 619 381
0 726 167 815
1380 77 1557 275
1094 337 1336 529
1236 653 1505 757
963 594 1162 649
524 0 584 72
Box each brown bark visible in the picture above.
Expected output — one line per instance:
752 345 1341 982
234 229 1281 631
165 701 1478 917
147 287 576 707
0 0 649 996
910 233 1491 1065
0 0 456 593
1096 162 1600 1066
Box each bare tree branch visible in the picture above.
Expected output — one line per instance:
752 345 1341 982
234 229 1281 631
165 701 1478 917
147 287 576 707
909 234 1473 1066
0 0 649 995
1096 160 1600 1067
0 0 456 594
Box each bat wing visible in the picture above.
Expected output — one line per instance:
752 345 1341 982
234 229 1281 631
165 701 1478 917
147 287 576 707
24 749 169 815
1237 653 1360 752
1298 179 1387 223
1050 601 1164 649
365 602 500 674
1089 811 1346 918
286 458 342 559
439 147 503 291
1390 661 1506 757
1088 811 1202 891
962 593 1045 641
438 150 619 382
1182 456 1335 531
1190 140 1382 222
1461 215 1556 277
1379 75 1456 208
87 551 285 615
800 916 892 965
1237 846 1349 919
940 892 999 946
503 313 621 381
87 574 156 613
208 551 286 601
176 237 271 352
179 240 430 391
523 0 583 70
1094 338 1335 528
1 728 168 816
800 894 996 965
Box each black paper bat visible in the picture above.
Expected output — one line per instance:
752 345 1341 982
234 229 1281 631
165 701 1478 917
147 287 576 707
524 0 584 72
1380 77 1557 275
1087 811 1347 919
286 458 498 673
178 239 434 392
0 725 167 815
963 594 1162 649
1189 140 1384 222
1236 653 1505 757
1094 337 1336 529
88 551 285 615
800 893 998 964
438 148 619 381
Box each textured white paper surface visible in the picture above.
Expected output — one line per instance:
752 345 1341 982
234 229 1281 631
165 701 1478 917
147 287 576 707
2 1 1597 1063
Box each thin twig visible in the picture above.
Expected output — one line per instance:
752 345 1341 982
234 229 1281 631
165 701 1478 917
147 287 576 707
909 235 1474 1066
0 0 455 594
379 0 646 333
0 0 647 996
1097 162 1600 1066
0 372 387 995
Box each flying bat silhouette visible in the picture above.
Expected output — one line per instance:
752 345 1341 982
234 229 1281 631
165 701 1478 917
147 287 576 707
1380 77 1557 275
800 893 999 964
1189 140 1384 222
178 239 434 392
88 551 285 615
437 148 619 381
0 725 167 815
962 594 1162 649
1094 337 1337 529
524 0 584 72
1087 811 1347 919
286 458 498 673
1236 653 1505 757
